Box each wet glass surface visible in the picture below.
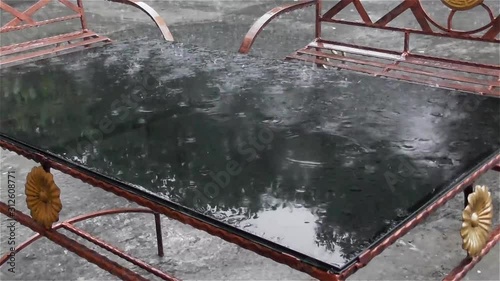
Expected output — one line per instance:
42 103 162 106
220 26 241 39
1 40 499 271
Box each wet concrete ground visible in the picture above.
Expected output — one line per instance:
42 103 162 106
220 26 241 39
1 1 499 280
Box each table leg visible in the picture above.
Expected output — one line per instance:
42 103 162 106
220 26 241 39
463 184 473 209
154 212 164 257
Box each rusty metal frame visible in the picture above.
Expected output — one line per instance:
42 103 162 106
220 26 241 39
0 0 173 68
0 207 180 280
239 0 500 97
1 133 499 280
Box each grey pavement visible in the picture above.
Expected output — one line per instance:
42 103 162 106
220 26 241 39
1 1 499 280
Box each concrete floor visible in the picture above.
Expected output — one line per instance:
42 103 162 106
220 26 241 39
1 1 499 280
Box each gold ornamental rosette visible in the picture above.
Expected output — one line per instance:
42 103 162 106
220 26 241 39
441 0 484 11
460 185 493 257
25 166 63 229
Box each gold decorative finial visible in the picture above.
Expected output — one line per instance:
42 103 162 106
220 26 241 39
460 185 492 257
25 166 63 229
441 0 484 11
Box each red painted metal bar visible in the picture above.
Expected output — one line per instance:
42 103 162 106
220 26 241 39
59 0 83 14
0 2 36 24
0 0 86 33
75 0 89 31
443 226 500 281
290 53 498 96
322 0 351 20
2 138 499 281
0 0 96 68
351 0 371 24
408 1 433 32
482 16 500 39
319 17 500 43
493 164 500 172
0 139 339 281
62 223 179 281
61 208 165 259
287 52 378 75
238 0 316 54
322 0 497 39
422 6 496 35
402 56 496 77
299 36 500 95
374 0 414 27
0 0 172 38
0 232 45 265
154 213 165 257
289 49 499 96
312 38 500 71
315 0 321 38
0 30 84 52
0 202 149 281
3 0 51 28
64 208 158 224
0 14 82 33
0 208 159 266
289 52 498 95
298 48 499 87
0 15 84 33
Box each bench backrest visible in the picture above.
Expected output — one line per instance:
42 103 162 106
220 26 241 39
0 0 88 45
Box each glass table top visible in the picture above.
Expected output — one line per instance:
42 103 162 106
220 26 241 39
1 39 499 272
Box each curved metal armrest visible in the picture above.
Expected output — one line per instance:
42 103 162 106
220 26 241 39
107 0 174 41
238 0 316 54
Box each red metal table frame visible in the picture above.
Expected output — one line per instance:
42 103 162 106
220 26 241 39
237 1 500 277
1 1 500 280
0 138 499 281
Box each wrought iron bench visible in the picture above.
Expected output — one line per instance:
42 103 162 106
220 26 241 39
239 0 500 96
0 0 174 67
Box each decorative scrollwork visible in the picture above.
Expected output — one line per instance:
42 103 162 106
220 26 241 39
25 166 62 229
441 0 484 11
460 185 493 257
